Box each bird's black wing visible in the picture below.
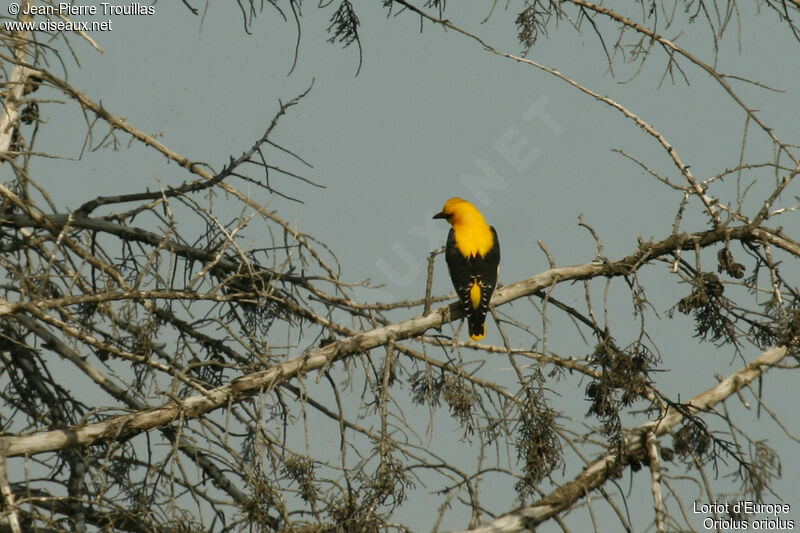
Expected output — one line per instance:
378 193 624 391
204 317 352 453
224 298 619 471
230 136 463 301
465 226 500 337
444 228 475 318
444 227 501 339
484 226 500 282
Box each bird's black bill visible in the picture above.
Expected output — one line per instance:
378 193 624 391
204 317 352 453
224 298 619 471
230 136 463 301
433 211 447 220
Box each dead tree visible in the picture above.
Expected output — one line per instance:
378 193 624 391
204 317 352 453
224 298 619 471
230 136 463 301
1 2 799 532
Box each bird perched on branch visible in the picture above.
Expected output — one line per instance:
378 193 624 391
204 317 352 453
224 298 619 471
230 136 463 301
433 197 500 341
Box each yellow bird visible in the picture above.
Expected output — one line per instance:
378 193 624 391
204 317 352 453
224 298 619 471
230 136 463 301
433 197 500 341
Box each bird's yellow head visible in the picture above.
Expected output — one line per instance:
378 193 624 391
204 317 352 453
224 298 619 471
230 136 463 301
432 197 487 226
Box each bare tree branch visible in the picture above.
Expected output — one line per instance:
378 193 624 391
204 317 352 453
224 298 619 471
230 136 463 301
454 346 789 533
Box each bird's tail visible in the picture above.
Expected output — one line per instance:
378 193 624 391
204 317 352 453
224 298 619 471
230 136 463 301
468 316 487 341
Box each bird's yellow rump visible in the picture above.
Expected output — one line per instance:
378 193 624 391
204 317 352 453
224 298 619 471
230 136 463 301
433 197 500 341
